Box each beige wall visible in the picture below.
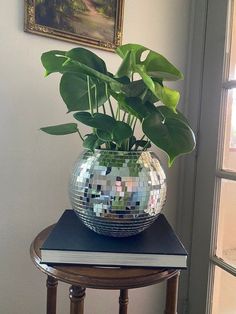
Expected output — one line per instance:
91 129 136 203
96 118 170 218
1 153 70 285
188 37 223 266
0 1 191 313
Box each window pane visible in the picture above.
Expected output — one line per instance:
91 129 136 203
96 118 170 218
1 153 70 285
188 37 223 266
212 266 236 314
229 1 236 79
216 179 236 267
223 89 236 171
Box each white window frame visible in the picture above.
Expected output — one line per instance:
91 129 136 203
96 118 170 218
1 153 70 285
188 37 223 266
177 0 236 313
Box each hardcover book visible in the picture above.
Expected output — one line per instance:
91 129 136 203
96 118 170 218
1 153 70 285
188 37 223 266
40 210 187 268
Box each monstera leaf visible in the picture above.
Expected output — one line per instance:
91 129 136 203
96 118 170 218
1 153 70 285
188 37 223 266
66 47 107 74
116 44 183 81
83 133 104 150
41 50 67 76
73 112 116 131
60 73 107 112
112 121 132 145
40 123 78 135
117 96 149 120
142 107 195 166
116 44 183 111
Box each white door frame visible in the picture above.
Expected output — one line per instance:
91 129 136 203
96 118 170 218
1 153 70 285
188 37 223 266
177 0 230 313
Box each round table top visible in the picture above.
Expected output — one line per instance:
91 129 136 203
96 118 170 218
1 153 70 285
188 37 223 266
30 225 179 290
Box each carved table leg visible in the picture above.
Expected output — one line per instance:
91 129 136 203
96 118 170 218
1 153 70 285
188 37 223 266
69 285 86 314
46 275 58 314
164 272 180 314
119 289 129 314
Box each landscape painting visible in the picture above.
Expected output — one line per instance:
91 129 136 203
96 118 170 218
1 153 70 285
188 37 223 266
24 0 124 51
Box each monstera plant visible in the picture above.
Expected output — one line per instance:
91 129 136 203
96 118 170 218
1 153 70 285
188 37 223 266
41 43 195 166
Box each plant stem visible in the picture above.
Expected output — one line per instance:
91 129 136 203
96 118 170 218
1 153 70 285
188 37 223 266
126 113 131 126
95 84 98 113
122 111 127 121
108 97 115 118
115 106 121 120
102 104 106 114
132 117 138 135
106 84 115 118
126 138 130 151
77 129 84 142
87 76 93 116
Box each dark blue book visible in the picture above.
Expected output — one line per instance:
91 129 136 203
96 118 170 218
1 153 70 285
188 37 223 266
40 210 187 268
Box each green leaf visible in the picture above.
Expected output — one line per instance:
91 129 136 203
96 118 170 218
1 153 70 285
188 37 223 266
62 59 122 92
73 112 93 125
74 112 116 131
116 43 183 81
66 47 107 74
83 133 103 150
144 50 183 81
144 101 157 114
135 65 156 94
154 83 180 111
121 80 147 97
112 121 132 144
141 89 159 103
134 66 180 110
118 96 149 120
157 106 189 124
116 50 132 78
116 44 147 65
40 123 78 135
114 76 130 85
142 110 195 166
116 44 183 108
96 129 113 142
93 113 117 131
60 73 107 112
41 50 67 76
140 85 160 103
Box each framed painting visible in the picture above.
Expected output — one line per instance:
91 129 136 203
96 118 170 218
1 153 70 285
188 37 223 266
24 0 124 52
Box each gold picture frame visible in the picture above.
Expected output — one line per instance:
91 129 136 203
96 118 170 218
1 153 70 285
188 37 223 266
24 0 124 52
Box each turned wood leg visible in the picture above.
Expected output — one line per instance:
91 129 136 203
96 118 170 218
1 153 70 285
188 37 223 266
119 289 129 314
164 272 180 314
46 275 58 314
69 285 86 314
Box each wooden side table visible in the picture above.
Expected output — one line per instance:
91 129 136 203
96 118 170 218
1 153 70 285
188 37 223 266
30 225 180 314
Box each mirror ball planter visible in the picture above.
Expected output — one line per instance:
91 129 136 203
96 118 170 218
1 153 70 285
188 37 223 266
69 150 167 237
